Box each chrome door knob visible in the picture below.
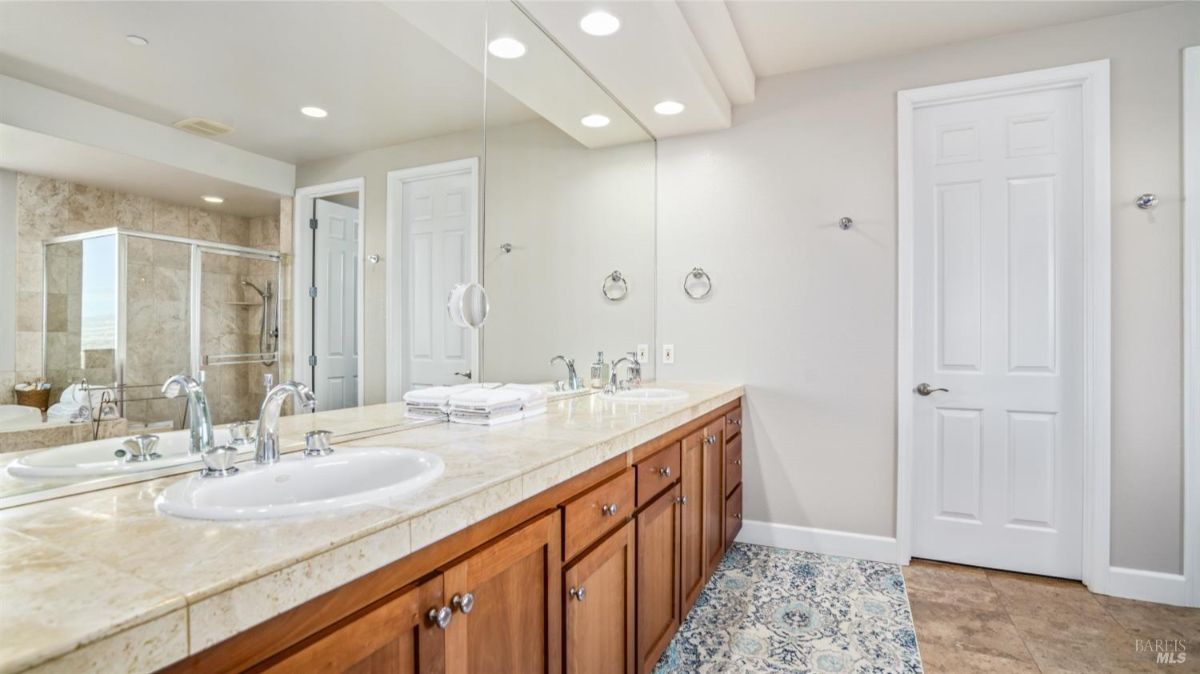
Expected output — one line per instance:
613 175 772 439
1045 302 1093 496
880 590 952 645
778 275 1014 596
427 606 452 629
915 383 949 396
569 586 586 601
451 592 475 614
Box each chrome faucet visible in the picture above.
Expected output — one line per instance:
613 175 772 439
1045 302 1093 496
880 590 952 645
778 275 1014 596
161 374 214 455
255 381 317 465
605 352 642 394
550 355 583 391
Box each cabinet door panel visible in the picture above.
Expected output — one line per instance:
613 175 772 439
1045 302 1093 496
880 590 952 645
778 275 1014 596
679 430 705 612
724 434 742 497
636 484 681 674
565 521 635 674
256 577 445 674
443 512 562 674
702 425 725 578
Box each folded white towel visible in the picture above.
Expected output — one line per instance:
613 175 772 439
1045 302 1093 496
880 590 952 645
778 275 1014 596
450 403 546 426
47 402 88 422
448 384 546 413
403 383 491 407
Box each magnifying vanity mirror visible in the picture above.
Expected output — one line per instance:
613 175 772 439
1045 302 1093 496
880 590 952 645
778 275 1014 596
0 0 656 506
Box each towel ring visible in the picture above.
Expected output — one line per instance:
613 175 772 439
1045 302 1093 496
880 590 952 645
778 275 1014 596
683 267 712 300
602 271 629 301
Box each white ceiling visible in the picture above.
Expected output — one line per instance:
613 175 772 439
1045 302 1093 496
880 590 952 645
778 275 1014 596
723 1 1166 77
0 1 534 164
0 124 282 217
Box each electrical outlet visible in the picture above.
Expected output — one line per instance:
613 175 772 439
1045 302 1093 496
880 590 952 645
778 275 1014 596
636 344 649 362
663 344 675 364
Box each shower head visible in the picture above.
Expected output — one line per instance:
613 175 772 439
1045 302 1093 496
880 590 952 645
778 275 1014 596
240 280 267 299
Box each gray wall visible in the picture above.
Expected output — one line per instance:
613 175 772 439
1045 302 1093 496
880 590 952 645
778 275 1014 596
0 169 15 383
656 2 1200 574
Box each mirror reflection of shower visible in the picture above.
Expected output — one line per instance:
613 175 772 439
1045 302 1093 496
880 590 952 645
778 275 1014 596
241 279 278 366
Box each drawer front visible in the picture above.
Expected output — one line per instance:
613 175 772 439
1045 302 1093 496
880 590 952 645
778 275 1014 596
635 442 681 507
724 483 743 550
724 434 742 497
564 468 636 560
725 407 743 439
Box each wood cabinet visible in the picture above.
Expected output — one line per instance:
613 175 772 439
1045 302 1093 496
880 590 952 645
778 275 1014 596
168 399 742 674
564 521 635 674
442 511 562 674
254 578 445 674
702 424 725 578
679 430 705 612
635 483 681 674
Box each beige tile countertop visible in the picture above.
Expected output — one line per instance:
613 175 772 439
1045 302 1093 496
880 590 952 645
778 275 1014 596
0 381 743 674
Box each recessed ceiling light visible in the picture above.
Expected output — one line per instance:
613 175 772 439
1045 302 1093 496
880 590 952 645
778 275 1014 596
654 100 685 116
581 114 610 128
300 106 328 119
201 195 224 204
125 34 149 47
580 11 620 36
488 37 526 59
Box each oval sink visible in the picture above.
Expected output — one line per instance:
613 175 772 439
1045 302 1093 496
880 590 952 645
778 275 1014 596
155 447 445 521
603 388 689 404
7 427 239 480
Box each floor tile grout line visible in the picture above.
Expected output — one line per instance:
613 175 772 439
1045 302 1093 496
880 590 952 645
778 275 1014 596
982 569 1047 673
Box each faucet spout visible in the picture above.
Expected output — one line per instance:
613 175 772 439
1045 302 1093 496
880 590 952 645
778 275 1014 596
161 374 214 455
550 355 582 391
255 381 317 465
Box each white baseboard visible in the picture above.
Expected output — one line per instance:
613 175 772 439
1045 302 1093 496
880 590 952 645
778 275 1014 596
1100 566 1193 608
736 519 900 565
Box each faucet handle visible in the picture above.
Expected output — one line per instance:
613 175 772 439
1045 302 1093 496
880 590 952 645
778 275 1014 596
304 430 334 457
116 434 161 462
200 445 240 478
228 421 256 446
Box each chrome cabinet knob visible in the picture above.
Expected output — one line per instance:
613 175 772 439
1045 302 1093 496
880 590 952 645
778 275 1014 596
569 586 586 601
676 496 688 505
915 383 949 396
600 503 619 516
427 606 452 629
704 435 714 445
733 459 742 466
451 592 475 614
734 513 743 521
658 466 671 478
735 419 742 426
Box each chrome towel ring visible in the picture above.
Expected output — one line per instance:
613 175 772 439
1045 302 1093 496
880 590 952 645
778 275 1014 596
683 267 712 300
602 271 629 301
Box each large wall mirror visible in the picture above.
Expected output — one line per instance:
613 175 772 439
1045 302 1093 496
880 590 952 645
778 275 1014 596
0 0 656 505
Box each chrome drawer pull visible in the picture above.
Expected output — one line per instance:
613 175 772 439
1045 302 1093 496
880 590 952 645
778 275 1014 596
601 503 619 516
427 606 452 629
658 466 672 478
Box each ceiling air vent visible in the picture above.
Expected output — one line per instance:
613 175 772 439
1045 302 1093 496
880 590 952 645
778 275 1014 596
173 117 233 137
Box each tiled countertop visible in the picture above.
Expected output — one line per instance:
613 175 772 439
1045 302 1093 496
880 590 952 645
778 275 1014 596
0 382 743 674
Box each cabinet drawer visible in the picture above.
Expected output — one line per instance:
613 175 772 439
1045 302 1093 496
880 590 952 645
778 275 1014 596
724 434 742 497
564 468 635 560
724 483 743 550
635 442 681 507
725 407 743 440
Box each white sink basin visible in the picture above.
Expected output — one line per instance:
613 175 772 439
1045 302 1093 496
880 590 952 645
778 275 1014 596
155 447 444 521
7 427 239 480
603 388 689 404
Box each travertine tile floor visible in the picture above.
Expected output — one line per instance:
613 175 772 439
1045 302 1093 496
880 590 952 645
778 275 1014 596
904 559 1200 673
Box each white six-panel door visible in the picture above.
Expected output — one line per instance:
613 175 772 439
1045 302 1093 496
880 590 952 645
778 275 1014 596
911 85 1085 578
402 171 474 391
312 198 360 411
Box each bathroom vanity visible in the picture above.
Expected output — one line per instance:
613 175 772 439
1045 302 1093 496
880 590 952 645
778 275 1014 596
0 383 742 674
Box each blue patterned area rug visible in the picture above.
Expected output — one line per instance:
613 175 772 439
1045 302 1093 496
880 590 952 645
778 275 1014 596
655 543 923 673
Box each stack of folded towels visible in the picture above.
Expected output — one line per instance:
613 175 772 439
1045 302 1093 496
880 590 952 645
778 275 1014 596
402 383 485 421
402 383 547 426
447 384 546 426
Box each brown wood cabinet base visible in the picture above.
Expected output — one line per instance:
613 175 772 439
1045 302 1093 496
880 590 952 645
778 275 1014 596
163 398 743 674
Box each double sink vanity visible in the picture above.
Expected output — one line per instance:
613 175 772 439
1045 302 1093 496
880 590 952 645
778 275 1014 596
0 381 744 674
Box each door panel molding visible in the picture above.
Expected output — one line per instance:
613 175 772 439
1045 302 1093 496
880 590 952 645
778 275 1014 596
1184 45 1200 608
897 60 1111 590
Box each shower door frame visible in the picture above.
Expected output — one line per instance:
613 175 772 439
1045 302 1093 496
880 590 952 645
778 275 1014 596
41 227 283 418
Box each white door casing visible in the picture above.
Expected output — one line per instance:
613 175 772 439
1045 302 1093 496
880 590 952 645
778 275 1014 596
898 61 1110 587
386 159 479 398
291 179 366 408
312 198 360 410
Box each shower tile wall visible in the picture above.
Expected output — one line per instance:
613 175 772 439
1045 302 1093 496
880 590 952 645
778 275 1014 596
4 173 282 429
